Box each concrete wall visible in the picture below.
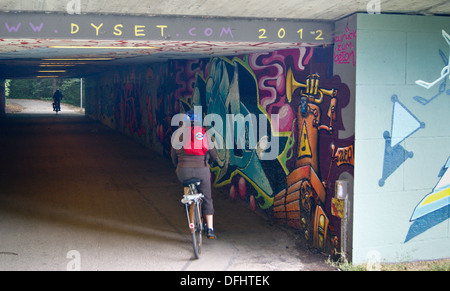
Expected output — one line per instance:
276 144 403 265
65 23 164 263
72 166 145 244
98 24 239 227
333 13 357 262
85 47 354 259
352 13 450 265
58 12 450 265
1 0 449 21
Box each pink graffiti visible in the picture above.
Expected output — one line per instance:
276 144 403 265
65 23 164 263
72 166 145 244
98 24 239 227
334 50 356 67
334 26 356 67
249 48 313 132
175 59 207 104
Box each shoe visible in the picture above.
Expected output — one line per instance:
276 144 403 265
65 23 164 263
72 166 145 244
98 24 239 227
206 228 216 239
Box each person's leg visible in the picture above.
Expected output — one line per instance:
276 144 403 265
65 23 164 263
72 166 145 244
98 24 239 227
205 214 213 229
196 167 213 216
196 167 216 239
177 167 215 238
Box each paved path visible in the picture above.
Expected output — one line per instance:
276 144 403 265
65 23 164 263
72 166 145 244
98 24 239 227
0 111 336 271
6 99 84 115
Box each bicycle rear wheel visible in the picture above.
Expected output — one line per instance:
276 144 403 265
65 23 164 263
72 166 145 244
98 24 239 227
191 202 203 259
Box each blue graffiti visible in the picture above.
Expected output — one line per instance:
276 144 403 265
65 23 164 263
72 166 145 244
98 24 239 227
379 95 425 186
403 30 450 241
187 57 285 209
414 49 450 105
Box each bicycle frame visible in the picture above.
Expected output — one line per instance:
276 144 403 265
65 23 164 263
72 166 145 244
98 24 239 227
181 179 204 259
53 102 61 114
182 194 203 233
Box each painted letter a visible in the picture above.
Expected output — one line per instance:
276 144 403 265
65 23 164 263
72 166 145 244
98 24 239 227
67 0 81 15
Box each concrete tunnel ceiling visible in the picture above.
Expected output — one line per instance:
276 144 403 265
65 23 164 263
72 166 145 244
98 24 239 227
0 12 335 79
0 0 450 79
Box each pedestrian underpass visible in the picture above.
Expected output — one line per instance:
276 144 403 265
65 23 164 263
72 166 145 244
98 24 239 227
1 2 450 267
0 112 335 271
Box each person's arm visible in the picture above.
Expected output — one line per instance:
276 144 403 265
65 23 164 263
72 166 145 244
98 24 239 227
208 147 217 164
206 129 218 164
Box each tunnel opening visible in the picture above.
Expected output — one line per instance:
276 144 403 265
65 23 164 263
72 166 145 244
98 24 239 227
5 78 85 116
0 12 335 119
0 11 345 269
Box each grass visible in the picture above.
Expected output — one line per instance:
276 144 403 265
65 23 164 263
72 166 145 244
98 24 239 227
382 259 450 271
5 100 24 113
327 256 450 271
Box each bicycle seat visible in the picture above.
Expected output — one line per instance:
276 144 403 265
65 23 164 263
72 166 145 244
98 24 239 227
183 178 201 187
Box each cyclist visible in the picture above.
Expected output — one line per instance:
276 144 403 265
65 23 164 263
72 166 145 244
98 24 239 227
53 90 63 112
171 110 218 239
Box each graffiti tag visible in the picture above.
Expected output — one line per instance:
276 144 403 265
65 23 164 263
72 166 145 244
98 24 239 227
334 26 356 67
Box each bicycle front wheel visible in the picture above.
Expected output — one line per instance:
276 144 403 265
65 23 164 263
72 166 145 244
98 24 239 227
192 202 203 259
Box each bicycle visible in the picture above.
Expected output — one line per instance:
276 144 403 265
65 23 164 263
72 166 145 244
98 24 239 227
181 178 204 259
53 102 61 114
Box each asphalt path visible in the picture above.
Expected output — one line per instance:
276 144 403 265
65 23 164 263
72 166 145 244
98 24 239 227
6 98 84 115
0 100 336 271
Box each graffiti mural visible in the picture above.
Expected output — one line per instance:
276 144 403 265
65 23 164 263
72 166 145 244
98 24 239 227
87 47 353 258
406 156 450 242
168 48 353 257
263 50 352 257
411 157 450 221
414 48 450 106
403 29 450 241
369 28 450 242
415 30 450 92
379 95 425 187
178 56 284 209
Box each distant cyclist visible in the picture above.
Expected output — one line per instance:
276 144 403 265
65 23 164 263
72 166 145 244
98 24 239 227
53 90 63 112
171 110 218 239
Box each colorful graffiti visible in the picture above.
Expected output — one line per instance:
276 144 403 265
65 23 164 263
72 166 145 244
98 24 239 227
169 48 353 257
178 56 283 209
410 157 450 222
373 29 450 241
414 30 450 106
404 29 450 241
88 47 353 258
406 156 450 242
264 50 352 256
